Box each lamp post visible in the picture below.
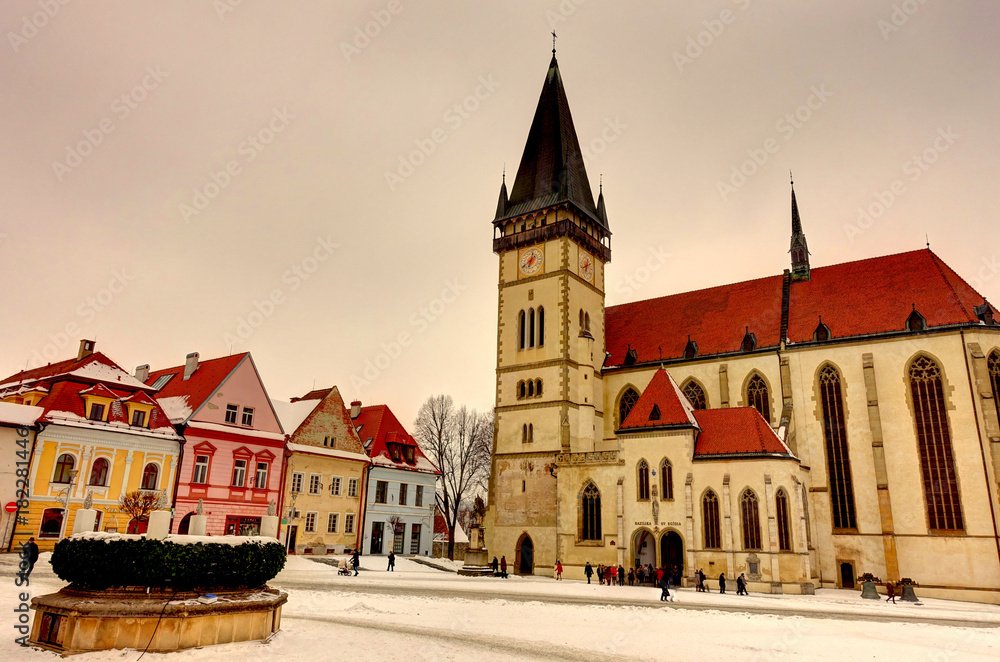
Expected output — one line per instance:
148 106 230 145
57 469 79 541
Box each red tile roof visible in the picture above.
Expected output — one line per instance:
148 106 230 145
620 369 698 430
32 381 177 435
353 404 440 475
692 408 791 457
146 354 246 419
605 249 995 367
606 274 784 366
786 249 990 343
0 352 151 391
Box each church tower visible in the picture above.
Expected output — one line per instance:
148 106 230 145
484 52 612 574
789 175 811 281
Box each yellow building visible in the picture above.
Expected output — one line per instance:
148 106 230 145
273 386 370 554
0 341 182 551
484 55 1000 603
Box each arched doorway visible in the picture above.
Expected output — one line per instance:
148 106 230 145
660 530 684 575
177 512 194 535
516 534 534 575
632 529 655 569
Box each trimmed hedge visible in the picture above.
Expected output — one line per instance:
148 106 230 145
51 537 286 590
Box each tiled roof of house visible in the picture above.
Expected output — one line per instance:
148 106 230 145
353 404 440 475
691 408 792 458
146 354 246 422
30 380 178 438
0 352 151 391
619 369 698 430
606 249 995 367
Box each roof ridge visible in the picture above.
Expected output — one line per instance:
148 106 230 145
926 249 979 323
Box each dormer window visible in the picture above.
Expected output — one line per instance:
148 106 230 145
389 444 401 462
624 347 638 366
975 301 996 326
89 403 105 421
906 307 927 332
405 447 415 464
649 404 661 421
741 327 757 352
684 337 698 360
813 317 831 342
131 410 146 427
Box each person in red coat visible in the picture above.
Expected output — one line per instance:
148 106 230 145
500 555 508 578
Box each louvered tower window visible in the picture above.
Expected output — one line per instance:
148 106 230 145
702 491 721 549
746 374 770 423
741 489 762 550
909 355 964 531
819 365 857 530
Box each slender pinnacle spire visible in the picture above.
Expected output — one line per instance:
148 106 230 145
789 173 810 281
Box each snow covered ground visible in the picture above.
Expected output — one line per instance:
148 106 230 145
3 552 997 661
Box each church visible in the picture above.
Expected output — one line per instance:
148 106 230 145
482 52 1000 603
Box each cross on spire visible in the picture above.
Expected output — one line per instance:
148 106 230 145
552 30 557 55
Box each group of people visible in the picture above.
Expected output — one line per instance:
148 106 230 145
490 556 508 578
692 569 749 595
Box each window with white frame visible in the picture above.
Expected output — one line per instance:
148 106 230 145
330 476 342 496
255 462 269 489
241 406 254 426
309 474 322 495
399 483 408 506
225 404 239 424
415 485 424 507
291 472 304 493
328 513 339 533
192 455 210 484
232 459 247 487
304 512 317 533
344 513 355 534
375 480 388 504
348 477 358 498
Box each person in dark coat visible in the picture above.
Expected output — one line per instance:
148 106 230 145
387 551 395 571
500 555 508 578
351 548 361 576
719 572 726 594
585 561 594 584
886 582 896 604
736 573 747 595
628 568 635 586
617 564 625 586
659 572 674 602
597 564 605 585
22 537 39 582
492 556 499 576
699 569 707 592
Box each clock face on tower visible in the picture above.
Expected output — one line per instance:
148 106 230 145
578 249 595 283
518 246 544 277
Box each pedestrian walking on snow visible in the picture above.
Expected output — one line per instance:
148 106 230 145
500 555 508 578
21 537 39 583
719 572 726 594
617 564 625 586
492 556 499 576
628 568 635 586
351 548 360 576
585 561 594 584
886 582 896 604
659 573 674 602
555 560 563 580
387 551 395 572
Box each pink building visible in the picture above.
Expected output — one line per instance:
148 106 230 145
144 352 286 535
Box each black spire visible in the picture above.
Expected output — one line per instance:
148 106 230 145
500 55 606 231
789 173 810 281
494 167 509 221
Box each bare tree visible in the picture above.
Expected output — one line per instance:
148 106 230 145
119 489 161 531
414 395 493 560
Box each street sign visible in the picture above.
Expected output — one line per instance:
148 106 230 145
4 502 18 514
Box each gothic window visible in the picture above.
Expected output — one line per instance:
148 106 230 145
637 460 650 500
581 482 601 541
517 381 526 399
741 489 762 550
53 454 75 484
746 374 771 423
529 308 536 348
660 459 673 500
527 381 534 397
702 490 721 549
819 364 857 530
682 380 707 410
518 311 526 350
89 458 109 486
909 355 964 530
618 387 640 427
535 379 543 397
776 489 792 552
522 424 529 444
988 351 1000 424
649 404 661 421
528 424 534 443
538 307 545 346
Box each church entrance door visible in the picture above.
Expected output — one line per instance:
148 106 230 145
633 530 655 568
517 534 534 575
660 530 683 574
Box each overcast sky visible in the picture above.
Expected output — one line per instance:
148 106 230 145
2 1 998 428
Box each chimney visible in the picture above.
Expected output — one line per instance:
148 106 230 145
350 400 362 419
77 339 95 361
183 352 200 380
134 364 150 383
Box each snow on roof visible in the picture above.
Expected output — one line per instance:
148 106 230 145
271 398 321 436
186 420 285 441
157 395 193 423
286 441 371 464
45 410 182 440
68 360 150 389
0 402 45 427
